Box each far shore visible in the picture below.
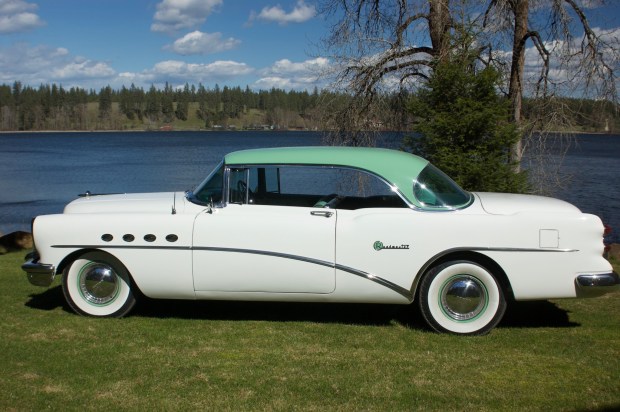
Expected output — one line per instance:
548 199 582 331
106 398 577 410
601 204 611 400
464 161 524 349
1 129 617 135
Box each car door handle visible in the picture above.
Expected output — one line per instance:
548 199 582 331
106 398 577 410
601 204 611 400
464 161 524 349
311 210 334 218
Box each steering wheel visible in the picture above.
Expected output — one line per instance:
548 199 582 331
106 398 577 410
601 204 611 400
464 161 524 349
237 180 254 202
313 193 342 208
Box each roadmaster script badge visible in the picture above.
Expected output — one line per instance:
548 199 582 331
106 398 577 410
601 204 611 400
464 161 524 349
373 241 410 251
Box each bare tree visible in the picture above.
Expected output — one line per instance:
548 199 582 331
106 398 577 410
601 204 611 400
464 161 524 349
483 0 618 178
319 0 455 145
319 0 618 188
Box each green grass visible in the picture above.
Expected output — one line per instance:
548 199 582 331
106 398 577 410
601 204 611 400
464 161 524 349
1 252 619 411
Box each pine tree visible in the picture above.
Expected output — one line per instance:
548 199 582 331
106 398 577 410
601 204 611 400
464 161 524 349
404 39 528 193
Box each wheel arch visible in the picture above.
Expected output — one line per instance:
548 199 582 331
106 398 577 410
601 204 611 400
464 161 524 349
57 248 143 297
413 249 514 301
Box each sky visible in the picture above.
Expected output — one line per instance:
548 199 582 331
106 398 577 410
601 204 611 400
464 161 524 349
0 0 331 91
0 0 618 93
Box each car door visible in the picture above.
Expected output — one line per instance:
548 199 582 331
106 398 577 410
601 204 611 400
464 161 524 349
192 166 337 293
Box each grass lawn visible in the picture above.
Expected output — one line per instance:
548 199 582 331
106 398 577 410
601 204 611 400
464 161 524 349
1 252 618 411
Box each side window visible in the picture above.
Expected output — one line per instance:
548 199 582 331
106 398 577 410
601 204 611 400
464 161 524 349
247 166 406 209
229 168 248 204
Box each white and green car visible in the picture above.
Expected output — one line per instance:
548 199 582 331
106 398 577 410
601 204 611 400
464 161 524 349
23 146 618 335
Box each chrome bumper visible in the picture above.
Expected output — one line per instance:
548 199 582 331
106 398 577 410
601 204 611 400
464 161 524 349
575 272 620 297
22 253 56 287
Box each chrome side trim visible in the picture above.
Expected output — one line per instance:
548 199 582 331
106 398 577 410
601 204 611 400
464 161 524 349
52 245 191 250
335 264 414 301
469 246 579 253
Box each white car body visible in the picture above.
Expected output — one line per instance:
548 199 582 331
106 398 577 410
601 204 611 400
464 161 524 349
23 147 618 335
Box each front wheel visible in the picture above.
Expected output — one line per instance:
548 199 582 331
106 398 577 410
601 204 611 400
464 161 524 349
62 251 136 317
418 260 506 335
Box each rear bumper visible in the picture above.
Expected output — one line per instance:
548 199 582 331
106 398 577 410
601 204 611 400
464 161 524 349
22 252 56 287
575 272 620 297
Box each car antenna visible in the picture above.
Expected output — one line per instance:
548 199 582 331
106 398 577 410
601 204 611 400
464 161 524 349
172 192 177 215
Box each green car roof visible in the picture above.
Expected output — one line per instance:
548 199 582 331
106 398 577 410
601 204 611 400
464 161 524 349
224 146 429 207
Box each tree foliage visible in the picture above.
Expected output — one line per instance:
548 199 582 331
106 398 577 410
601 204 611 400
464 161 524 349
404 45 528 192
0 82 357 131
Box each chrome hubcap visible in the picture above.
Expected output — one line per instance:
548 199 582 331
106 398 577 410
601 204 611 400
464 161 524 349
79 262 119 305
440 275 487 321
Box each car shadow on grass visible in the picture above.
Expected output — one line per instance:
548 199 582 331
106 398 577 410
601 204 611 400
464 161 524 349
499 300 579 329
135 297 424 328
25 285 67 311
24 287 578 330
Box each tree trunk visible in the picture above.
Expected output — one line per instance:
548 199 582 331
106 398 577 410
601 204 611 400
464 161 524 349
508 0 529 170
428 0 451 61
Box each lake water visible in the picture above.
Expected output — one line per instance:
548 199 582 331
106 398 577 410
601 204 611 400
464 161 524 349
0 131 618 242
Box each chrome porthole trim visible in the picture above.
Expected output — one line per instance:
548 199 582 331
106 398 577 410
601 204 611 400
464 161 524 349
77 262 120 306
439 275 487 321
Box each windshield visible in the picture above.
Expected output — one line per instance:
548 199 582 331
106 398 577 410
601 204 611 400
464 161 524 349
191 162 224 204
413 164 473 210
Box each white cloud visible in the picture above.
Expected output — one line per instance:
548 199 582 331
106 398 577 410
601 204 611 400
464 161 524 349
251 0 316 25
255 57 329 89
0 44 115 85
51 59 116 80
165 30 241 55
0 0 43 33
118 60 254 87
151 0 222 33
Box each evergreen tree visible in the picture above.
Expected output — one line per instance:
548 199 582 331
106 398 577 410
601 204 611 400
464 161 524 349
145 85 160 121
98 85 113 120
175 83 190 121
404 40 528 193
161 82 174 122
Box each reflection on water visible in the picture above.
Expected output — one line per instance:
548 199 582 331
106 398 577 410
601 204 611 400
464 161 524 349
0 131 618 242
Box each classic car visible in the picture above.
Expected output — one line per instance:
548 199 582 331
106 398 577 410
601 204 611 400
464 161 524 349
22 146 619 335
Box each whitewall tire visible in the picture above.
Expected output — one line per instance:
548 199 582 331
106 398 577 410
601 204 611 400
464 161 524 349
418 260 506 335
62 251 136 317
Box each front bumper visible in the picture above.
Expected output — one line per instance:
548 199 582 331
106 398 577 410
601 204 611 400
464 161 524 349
22 252 56 287
575 272 620 297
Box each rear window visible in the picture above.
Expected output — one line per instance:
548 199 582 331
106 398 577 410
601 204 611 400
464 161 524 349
413 164 473 210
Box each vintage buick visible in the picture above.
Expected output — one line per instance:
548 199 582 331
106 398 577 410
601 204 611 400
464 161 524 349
22 147 618 334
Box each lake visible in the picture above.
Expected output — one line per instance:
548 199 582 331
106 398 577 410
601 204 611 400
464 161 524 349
0 130 618 242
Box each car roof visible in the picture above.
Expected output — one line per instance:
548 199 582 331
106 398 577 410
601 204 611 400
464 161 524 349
224 146 429 207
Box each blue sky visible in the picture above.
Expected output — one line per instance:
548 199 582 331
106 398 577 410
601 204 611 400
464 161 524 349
0 0 618 92
0 0 330 91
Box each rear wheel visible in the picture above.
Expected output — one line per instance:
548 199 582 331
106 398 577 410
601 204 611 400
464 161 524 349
418 260 506 335
62 251 136 317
